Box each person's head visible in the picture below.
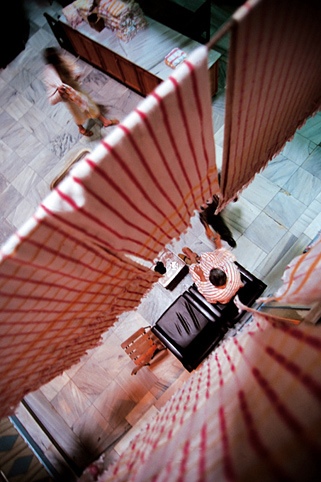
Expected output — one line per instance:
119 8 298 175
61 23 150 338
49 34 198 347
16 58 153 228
43 47 61 66
44 47 71 79
209 268 227 287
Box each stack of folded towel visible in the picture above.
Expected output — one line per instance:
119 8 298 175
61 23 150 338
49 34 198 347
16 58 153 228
69 0 96 22
98 0 147 42
62 1 85 28
165 48 187 69
64 0 147 42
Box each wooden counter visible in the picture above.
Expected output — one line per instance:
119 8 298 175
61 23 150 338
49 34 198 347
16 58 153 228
46 13 220 97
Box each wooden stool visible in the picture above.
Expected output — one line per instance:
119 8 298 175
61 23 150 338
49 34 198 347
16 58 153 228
121 327 166 375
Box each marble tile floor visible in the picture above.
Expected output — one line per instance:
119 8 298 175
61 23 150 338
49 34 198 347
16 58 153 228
1 0 321 480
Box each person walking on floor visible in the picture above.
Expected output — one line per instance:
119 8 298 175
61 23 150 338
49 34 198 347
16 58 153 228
43 47 119 137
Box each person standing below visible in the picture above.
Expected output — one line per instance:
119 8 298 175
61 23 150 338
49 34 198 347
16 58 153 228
43 47 119 137
179 234 243 304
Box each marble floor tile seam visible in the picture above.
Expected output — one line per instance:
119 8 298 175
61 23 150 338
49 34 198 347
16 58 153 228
2 51 40 88
69 361 122 399
0 45 42 85
283 167 321 206
243 211 289 256
39 373 72 404
257 234 312 296
50 381 93 430
0 84 23 111
262 190 307 231
302 146 321 181
4 94 35 123
297 116 321 145
225 169 320 255
254 231 301 278
0 184 25 222
260 154 300 188
289 199 321 238
0 110 18 139
304 211 321 240
91 383 137 431
281 132 318 166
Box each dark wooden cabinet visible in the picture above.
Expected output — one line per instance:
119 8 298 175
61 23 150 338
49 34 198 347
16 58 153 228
78 34 104 69
59 21 160 96
116 57 143 93
136 67 160 95
45 14 220 98
62 25 102 70
98 46 123 81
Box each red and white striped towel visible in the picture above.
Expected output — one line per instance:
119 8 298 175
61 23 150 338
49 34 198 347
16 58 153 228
0 213 159 417
220 0 321 208
0 45 218 417
97 310 321 482
83 235 321 482
266 235 321 306
165 48 187 69
94 236 321 481
53 45 218 263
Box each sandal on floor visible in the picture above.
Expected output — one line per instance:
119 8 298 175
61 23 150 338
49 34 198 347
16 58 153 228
182 247 198 259
103 118 119 128
182 248 201 264
79 127 93 137
178 253 193 265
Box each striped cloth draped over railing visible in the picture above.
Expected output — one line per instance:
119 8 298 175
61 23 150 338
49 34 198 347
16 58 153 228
93 228 321 482
93 237 321 481
46 46 218 263
219 0 321 208
0 211 159 416
235 235 321 326
270 236 321 306
96 312 321 482
0 45 219 418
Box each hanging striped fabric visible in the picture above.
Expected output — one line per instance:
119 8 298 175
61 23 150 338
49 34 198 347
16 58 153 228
271 236 321 305
96 313 321 482
0 216 159 418
52 45 218 262
220 0 321 207
81 237 321 481
0 45 218 418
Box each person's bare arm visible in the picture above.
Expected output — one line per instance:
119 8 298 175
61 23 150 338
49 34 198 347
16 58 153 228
57 85 68 100
193 265 207 282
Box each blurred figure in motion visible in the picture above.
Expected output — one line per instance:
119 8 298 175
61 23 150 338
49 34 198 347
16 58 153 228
43 47 118 137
